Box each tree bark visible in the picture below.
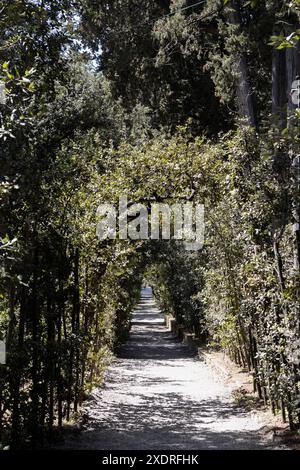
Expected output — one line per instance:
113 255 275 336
228 0 257 128
286 30 300 273
272 42 287 128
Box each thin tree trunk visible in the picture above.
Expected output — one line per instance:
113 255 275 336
11 287 26 449
30 244 40 449
47 288 55 435
228 0 257 128
57 269 64 428
286 32 300 272
272 33 287 128
73 248 80 414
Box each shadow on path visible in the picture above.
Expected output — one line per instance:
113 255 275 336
59 287 278 450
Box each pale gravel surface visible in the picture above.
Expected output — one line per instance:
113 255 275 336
61 288 282 450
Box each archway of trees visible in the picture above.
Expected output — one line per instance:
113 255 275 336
1 0 300 449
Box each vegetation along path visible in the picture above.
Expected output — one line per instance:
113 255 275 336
61 288 283 450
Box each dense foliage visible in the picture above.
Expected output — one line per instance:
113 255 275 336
0 0 300 448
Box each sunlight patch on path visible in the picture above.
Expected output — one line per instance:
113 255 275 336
60 287 280 450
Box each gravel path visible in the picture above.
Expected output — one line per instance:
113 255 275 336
62 288 280 450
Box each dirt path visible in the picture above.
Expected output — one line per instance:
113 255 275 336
61 288 282 450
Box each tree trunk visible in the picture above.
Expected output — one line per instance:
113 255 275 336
228 0 257 128
10 287 26 449
286 31 300 273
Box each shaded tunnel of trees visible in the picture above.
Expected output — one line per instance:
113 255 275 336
0 0 300 448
